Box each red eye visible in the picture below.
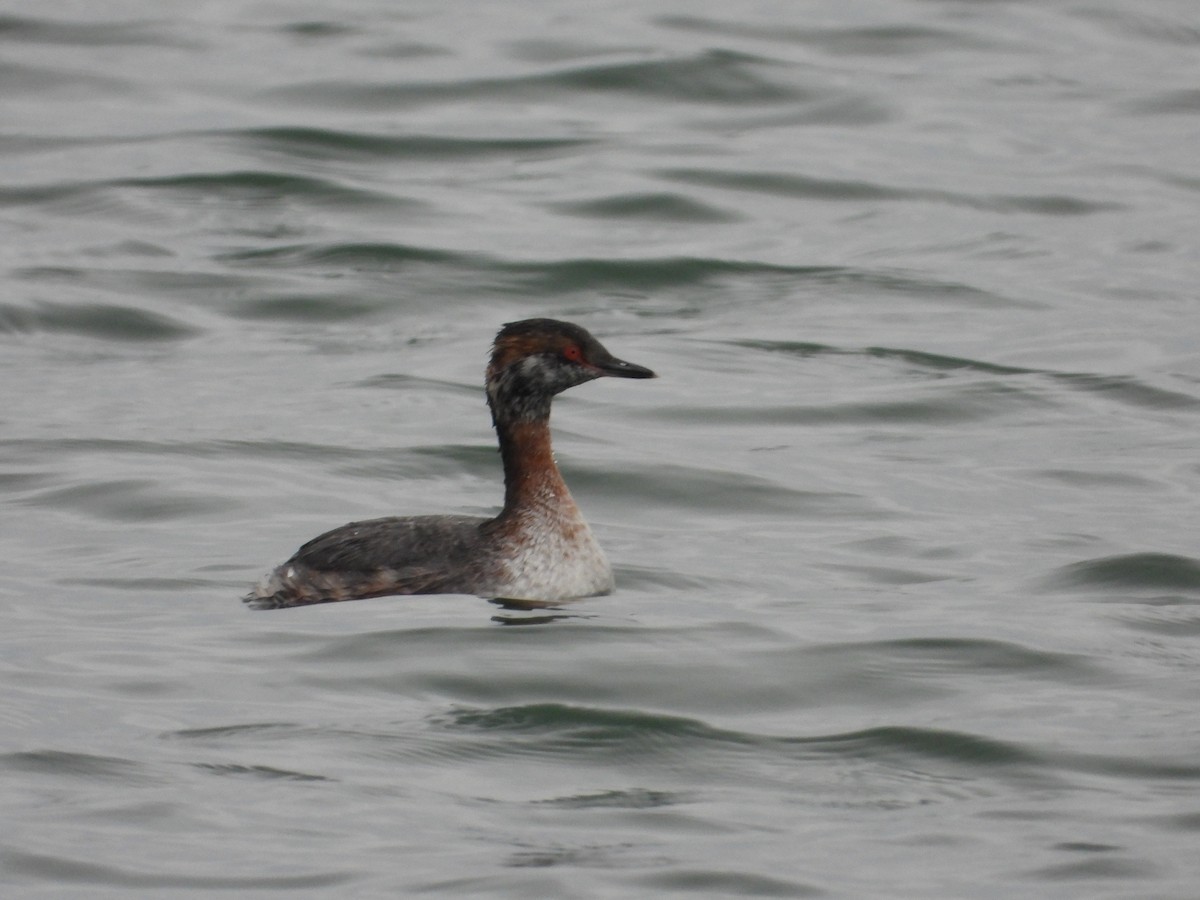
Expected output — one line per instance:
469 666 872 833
563 344 583 362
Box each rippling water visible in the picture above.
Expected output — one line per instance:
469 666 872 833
3 1 1200 897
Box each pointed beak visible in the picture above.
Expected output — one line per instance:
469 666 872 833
596 355 656 379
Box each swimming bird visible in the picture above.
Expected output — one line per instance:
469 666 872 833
245 318 655 609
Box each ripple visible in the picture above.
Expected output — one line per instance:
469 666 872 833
731 340 1035 376
503 843 672 871
0 850 351 890
636 868 824 897
276 20 361 40
0 171 416 223
218 240 837 294
212 240 1014 305
0 60 131 96
812 638 1103 683
732 341 1200 412
1 749 159 783
1119 88 1200 116
447 703 740 748
217 241 464 270
265 50 805 109
191 763 331 782
1079 8 1200 47
15 264 252 297
0 301 199 341
0 14 195 48
811 726 1042 770
549 192 740 223
56 576 215 591
506 38 651 64
570 462 858 516
1029 469 1165 491
1047 553 1200 593
15 478 231 522
1112 604 1200 637
535 787 692 810
546 51 800 104
227 126 594 162
114 170 413 209
715 93 892 127
226 291 391 322
169 722 306 741
439 704 1041 770
498 256 827 294
657 15 999 55
0 182 153 221
1053 373 1200 411
653 381 1048 427
658 167 1124 215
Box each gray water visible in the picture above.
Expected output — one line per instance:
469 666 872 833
3 1 1200 897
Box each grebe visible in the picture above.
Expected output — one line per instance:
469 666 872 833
244 318 655 610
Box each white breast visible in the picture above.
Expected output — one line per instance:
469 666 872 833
490 502 614 602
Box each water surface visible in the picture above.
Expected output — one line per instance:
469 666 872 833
3 1 1200 897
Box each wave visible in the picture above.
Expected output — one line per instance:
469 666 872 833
659 167 1125 216
729 340 1200 413
0 300 198 341
1048 552 1200 593
0 170 415 212
0 849 350 890
263 50 806 109
226 126 593 162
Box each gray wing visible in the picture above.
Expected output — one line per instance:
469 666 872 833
245 515 490 609
289 515 487 572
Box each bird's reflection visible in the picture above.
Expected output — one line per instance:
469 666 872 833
488 597 593 626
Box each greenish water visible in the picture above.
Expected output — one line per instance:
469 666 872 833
3 1 1200 897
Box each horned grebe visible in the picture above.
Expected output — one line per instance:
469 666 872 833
244 318 655 610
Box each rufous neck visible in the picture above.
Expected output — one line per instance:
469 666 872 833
495 416 571 514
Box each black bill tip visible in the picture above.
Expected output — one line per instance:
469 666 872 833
598 356 656 379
